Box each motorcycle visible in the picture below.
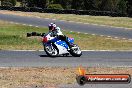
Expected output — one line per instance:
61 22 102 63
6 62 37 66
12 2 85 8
27 32 82 57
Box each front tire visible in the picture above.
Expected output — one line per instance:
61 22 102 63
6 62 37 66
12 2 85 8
70 44 82 57
44 44 59 57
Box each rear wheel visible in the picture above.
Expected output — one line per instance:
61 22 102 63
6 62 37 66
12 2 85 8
44 44 58 57
69 44 82 57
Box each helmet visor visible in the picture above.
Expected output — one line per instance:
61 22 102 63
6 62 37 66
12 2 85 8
49 26 55 31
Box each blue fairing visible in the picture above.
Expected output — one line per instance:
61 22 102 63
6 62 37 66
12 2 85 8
50 37 74 49
56 40 69 49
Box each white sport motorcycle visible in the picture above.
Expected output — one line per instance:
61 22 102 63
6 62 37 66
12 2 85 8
27 32 82 57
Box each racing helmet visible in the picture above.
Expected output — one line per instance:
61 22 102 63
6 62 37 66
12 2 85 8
48 23 56 31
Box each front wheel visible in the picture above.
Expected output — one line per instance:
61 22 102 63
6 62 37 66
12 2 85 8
44 44 58 57
69 44 82 57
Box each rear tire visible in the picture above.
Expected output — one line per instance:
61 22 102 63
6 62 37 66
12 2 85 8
69 44 82 57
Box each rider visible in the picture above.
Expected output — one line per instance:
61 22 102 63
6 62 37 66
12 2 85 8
48 23 73 50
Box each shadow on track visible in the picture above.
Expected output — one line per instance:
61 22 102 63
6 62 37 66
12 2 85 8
39 55 73 58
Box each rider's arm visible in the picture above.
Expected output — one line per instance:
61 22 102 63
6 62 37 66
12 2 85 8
56 27 63 36
50 27 64 37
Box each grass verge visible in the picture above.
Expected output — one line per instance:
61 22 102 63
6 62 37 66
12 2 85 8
0 67 132 88
0 20 132 50
0 10 132 29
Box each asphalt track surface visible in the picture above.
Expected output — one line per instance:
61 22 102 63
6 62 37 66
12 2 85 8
1 51 132 88
0 50 132 67
0 14 132 39
0 51 132 88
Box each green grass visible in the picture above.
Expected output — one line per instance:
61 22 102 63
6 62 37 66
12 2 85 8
0 20 132 50
64 31 132 50
0 21 48 50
